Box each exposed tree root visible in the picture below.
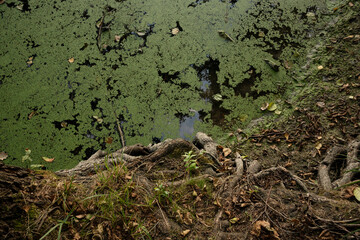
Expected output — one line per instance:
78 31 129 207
318 140 360 190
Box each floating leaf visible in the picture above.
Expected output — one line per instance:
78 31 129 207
171 28 180 35
114 35 121 42
0 151 8 161
218 30 235 42
42 157 55 162
136 31 146 37
105 137 113 144
354 187 360 202
267 102 277 111
261 102 269 111
213 94 223 101
274 109 282 115
30 164 44 169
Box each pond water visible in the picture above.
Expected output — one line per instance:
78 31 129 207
0 0 327 170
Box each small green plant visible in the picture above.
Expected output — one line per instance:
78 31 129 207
154 183 170 204
183 150 204 174
21 148 32 168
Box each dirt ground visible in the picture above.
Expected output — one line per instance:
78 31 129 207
1 1 360 240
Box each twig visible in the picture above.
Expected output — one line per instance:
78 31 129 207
113 110 126 147
96 13 105 51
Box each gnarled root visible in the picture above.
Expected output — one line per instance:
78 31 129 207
318 140 360 190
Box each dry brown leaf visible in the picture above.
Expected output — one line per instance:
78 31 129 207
181 229 190 236
74 232 81 240
184 212 193 225
76 214 86 219
105 137 113 144
0 151 8 161
316 102 326 108
284 132 289 141
68 57 75 63
251 220 280 239
223 148 231 157
23 205 30 213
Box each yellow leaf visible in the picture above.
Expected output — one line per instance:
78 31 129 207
68 57 75 63
42 157 55 162
267 102 277 111
354 187 360 202
229 217 239 224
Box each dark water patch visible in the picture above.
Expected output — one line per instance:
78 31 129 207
78 59 96 67
188 0 211 8
84 147 96 160
53 117 80 131
80 43 88 51
70 145 83 156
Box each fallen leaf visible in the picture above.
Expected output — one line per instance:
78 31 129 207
354 187 360 202
344 35 354 40
74 232 81 240
213 94 223 101
267 102 277 111
23 205 30 213
0 152 8 161
315 142 322 150
16 4 23 10
114 35 121 42
61 121 68 128
42 157 55 162
184 212 193 225
274 109 282 115
317 65 324 70
284 133 290 141
76 214 86 219
105 137 113 144
136 32 146 37
316 102 326 108
68 57 75 63
229 217 239 224
223 148 231 157
28 111 37 120
251 220 280 239
181 229 190 236
261 102 269 111
171 28 179 35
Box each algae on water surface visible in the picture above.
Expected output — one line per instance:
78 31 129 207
0 0 326 170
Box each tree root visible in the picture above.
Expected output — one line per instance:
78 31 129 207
253 166 309 192
318 140 360 190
